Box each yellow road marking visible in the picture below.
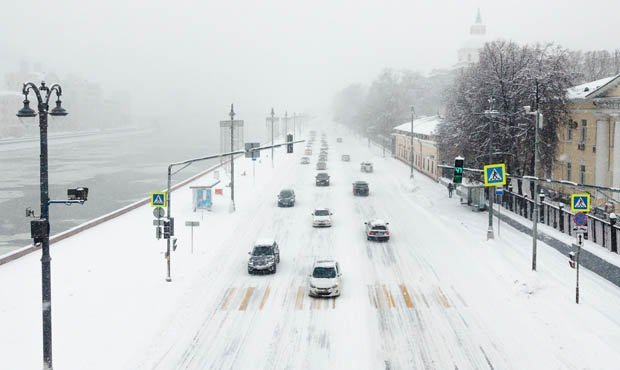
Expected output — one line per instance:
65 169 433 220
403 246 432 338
399 284 414 308
383 285 395 309
220 288 236 310
259 287 270 310
295 287 304 310
437 287 451 308
311 298 321 310
238 287 255 311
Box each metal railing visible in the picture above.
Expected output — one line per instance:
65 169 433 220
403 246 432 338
500 191 619 254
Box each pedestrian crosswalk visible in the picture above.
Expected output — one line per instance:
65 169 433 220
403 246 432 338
217 283 462 312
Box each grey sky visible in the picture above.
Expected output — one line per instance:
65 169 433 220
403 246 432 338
1 0 618 136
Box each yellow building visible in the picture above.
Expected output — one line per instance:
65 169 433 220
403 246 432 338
392 116 442 180
552 74 620 208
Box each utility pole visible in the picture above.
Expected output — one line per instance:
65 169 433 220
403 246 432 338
270 108 275 168
410 106 415 179
284 111 288 137
485 97 498 240
229 104 236 212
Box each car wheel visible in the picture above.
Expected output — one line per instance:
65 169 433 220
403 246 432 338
272 265 277 274
367 236 371 241
248 268 253 274
276 255 280 263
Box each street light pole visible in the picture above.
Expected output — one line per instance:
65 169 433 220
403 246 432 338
284 111 288 137
229 104 236 212
410 106 415 179
532 83 541 271
485 97 498 240
17 81 68 370
270 108 275 168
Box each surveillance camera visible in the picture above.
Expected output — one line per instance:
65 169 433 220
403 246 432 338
523 106 531 113
68 187 89 201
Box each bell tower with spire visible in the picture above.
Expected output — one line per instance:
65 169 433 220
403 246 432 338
456 8 488 67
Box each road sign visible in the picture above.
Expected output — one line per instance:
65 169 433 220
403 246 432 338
153 219 165 226
495 187 504 195
245 142 260 159
573 225 588 233
185 221 200 227
153 207 165 218
570 193 590 213
483 163 506 187
150 192 167 208
574 212 588 226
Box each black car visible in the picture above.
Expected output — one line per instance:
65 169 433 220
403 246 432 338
248 239 280 274
316 172 330 186
277 189 296 207
353 181 369 196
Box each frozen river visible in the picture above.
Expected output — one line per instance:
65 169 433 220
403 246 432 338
0 127 220 256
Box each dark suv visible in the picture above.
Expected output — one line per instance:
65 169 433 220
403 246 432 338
316 172 330 186
353 181 369 196
248 239 280 274
277 189 295 207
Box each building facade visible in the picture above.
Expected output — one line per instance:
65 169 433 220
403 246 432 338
392 116 442 180
455 9 487 68
551 74 620 208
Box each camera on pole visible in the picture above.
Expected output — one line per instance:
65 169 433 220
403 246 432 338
287 134 294 153
453 156 464 184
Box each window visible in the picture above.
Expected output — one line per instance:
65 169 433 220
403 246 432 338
580 120 587 143
580 164 586 184
566 126 572 142
566 162 571 181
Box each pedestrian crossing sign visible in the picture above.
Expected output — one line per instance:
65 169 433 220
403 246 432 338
483 163 506 187
150 192 167 208
570 193 590 213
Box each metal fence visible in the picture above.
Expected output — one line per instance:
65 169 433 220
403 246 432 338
500 191 619 254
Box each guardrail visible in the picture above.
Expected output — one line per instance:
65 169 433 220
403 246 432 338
500 191 619 254
0 158 232 266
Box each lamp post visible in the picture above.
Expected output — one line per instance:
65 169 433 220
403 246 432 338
525 87 542 271
229 104 236 212
484 97 499 240
410 106 415 179
270 108 275 168
17 81 68 370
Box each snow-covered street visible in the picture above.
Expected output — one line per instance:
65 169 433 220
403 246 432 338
2 122 620 369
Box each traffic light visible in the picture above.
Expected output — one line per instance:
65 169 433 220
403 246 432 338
287 134 293 153
163 220 171 239
453 156 464 184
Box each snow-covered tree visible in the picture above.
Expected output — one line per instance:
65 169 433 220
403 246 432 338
439 40 574 186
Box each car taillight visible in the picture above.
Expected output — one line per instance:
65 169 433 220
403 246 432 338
368 231 375 235
385 232 390 236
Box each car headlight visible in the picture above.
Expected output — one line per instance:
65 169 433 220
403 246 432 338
266 257 275 265
331 284 339 289
248 260 255 266
309 284 317 289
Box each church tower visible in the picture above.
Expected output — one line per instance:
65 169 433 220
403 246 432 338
456 9 487 67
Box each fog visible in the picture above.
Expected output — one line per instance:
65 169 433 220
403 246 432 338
1 0 619 139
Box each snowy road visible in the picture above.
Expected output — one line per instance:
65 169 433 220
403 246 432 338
3 121 620 369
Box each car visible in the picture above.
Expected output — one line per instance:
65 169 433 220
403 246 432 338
308 259 341 297
312 208 333 227
360 162 373 173
315 172 330 186
248 239 280 274
318 154 328 162
277 189 296 207
364 219 390 241
300 156 310 164
353 181 369 196
336 137 342 143
304 148 312 155
316 161 327 171
341 154 350 162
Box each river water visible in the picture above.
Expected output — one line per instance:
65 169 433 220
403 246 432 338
0 126 221 256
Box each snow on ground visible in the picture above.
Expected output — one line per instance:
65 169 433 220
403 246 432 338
2 120 620 369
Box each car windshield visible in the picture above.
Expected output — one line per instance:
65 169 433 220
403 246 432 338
280 190 293 197
314 209 329 216
312 267 336 279
317 173 328 178
252 246 273 256
372 225 387 230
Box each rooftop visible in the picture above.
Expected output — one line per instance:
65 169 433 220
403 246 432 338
393 116 442 136
567 74 620 100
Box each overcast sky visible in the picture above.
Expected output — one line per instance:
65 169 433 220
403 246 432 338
1 0 618 135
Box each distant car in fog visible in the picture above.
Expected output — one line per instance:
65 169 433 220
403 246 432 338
361 162 373 173
300 157 310 164
336 138 342 143
353 181 369 196
364 219 390 241
312 208 333 227
341 154 350 162
315 172 330 186
316 161 327 171
277 189 296 207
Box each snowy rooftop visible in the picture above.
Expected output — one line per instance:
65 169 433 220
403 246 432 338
566 74 620 100
393 115 442 136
